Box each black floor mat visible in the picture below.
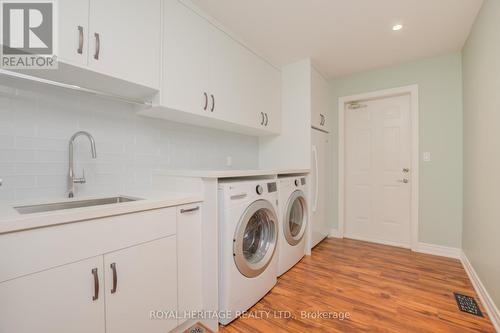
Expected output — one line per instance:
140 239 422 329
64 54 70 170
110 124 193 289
454 293 483 317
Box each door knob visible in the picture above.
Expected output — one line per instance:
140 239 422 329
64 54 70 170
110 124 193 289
397 179 409 184
403 168 410 173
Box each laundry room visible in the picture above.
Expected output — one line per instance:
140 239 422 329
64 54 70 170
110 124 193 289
0 1 499 333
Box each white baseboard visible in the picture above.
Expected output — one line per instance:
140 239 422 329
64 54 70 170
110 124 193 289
461 251 500 332
328 228 342 238
414 242 461 259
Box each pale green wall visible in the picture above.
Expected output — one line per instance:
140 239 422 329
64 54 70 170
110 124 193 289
462 0 500 310
329 53 463 247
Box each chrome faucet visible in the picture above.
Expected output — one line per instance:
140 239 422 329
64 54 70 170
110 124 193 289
68 131 97 198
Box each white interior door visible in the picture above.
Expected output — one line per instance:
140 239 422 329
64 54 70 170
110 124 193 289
345 94 411 247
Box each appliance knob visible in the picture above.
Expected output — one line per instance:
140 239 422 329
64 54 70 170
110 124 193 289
294 179 300 187
256 185 264 195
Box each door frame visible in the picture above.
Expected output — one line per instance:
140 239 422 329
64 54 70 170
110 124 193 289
338 85 419 250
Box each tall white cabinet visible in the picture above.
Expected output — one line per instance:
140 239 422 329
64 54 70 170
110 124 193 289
311 128 331 247
310 67 332 247
259 59 333 250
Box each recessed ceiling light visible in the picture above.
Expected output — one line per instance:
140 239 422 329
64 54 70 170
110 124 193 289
392 24 403 31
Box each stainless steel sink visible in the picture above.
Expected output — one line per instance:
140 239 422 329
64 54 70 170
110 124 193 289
14 196 142 215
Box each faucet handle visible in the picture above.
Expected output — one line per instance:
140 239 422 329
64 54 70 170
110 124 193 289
73 169 87 184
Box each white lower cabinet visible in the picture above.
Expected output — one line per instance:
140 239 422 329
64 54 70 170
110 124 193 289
177 204 203 325
0 256 106 333
105 237 178 333
0 204 203 333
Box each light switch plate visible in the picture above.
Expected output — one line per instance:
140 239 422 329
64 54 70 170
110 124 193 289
226 156 233 167
423 152 431 162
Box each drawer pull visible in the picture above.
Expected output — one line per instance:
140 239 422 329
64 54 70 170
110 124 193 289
110 263 118 294
94 33 100 60
91 268 99 301
180 206 200 214
77 26 84 54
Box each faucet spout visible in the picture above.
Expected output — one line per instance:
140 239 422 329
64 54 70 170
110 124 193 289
68 131 97 198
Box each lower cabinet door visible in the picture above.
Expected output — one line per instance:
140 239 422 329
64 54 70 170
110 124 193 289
0 256 106 333
177 204 203 325
104 236 178 333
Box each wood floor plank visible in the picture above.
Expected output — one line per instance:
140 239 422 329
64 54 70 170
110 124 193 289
219 238 495 333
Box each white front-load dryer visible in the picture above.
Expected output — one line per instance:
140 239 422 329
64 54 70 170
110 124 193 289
277 176 309 276
218 178 279 325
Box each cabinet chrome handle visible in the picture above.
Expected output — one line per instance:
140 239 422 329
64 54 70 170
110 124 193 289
77 26 84 54
91 268 99 301
203 92 208 110
260 112 265 125
210 94 215 112
180 206 200 214
264 113 268 126
110 263 117 294
94 33 100 60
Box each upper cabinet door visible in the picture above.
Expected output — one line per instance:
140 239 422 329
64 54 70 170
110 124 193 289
104 237 178 333
58 0 90 66
311 68 332 132
88 0 161 89
0 256 105 333
210 29 281 133
162 0 213 115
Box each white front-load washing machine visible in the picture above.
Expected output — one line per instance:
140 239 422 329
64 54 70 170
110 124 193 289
218 178 279 325
277 176 309 276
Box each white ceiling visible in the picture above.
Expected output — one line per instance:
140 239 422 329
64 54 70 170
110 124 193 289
190 0 483 78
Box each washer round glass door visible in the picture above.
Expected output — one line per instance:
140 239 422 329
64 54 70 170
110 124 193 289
233 200 278 278
284 190 308 246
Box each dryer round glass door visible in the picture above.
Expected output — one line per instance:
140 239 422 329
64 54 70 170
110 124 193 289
284 190 308 246
233 199 278 278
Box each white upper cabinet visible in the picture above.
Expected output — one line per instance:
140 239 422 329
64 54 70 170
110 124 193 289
88 0 162 90
311 67 332 132
161 0 213 116
10 0 161 102
140 0 281 136
58 0 90 67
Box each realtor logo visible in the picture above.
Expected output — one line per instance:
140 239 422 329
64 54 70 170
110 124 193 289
1 0 57 69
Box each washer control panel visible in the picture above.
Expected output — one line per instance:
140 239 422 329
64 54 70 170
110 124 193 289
256 185 264 195
267 182 277 193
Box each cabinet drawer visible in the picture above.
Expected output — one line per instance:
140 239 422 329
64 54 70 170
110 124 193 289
0 208 176 282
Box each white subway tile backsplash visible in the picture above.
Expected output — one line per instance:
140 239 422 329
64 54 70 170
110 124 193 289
0 80 259 202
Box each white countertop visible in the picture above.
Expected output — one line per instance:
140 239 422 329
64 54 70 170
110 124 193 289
0 190 202 235
155 168 310 178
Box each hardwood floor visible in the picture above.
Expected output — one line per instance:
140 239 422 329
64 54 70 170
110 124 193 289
219 238 495 333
